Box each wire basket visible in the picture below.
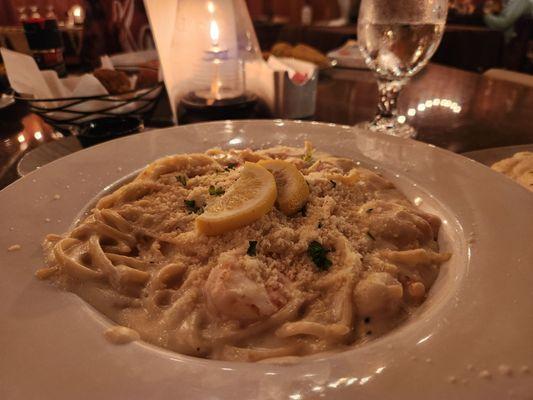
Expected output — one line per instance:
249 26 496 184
14 67 163 133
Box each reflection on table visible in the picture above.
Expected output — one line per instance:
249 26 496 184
0 112 62 186
316 64 533 152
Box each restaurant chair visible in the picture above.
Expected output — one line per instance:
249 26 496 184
81 0 154 69
502 16 533 71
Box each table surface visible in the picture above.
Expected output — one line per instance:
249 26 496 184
1 63 532 189
316 64 533 153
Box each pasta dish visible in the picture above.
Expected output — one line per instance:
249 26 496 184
38 143 450 361
491 151 533 192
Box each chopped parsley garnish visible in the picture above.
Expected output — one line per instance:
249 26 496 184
307 241 333 271
367 231 376 240
209 185 225 196
330 180 337 188
247 240 258 256
184 199 203 214
225 163 237 171
302 153 313 163
176 175 187 187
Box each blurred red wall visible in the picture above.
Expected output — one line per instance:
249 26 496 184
245 0 340 23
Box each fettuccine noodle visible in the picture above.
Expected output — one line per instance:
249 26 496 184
39 144 450 361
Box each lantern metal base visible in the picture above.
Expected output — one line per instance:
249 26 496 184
177 91 259 125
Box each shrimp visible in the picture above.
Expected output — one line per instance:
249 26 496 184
354 272 403 316
365 200 435 248
204 254 280 323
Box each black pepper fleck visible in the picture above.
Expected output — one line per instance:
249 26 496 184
247 240 258 256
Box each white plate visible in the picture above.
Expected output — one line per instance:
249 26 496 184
1 121 532 400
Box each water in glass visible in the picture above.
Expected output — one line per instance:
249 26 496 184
357 0 448 138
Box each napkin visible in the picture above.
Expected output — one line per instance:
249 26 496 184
0 48 162 123
1 48 108 100
1 48 52 99
144 0 179 122
327 40 368 69
267 55 315 84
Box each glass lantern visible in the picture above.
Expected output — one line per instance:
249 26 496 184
169 0 261 115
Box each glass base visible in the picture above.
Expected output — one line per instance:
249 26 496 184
356 117 417 139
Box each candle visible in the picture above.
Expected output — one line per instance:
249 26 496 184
210 19 220 48
186 1 242 103
209 19 222 102
194 15 243 103
68 4 85 26
152 0 261 121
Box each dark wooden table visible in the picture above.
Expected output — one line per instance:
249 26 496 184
1 63 532 189
316 64 533 153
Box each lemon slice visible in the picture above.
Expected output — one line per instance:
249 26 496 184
258 159 310 216
196 162 277 236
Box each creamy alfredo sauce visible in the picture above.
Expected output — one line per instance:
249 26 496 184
39 144 450 361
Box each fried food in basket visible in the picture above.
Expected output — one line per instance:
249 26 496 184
135 59 160 90
291 44 330 68
93 69 131 95
271 42 294 58
270 42 330 68
135 68 159 90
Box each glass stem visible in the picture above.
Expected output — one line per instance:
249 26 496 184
375 79 404 120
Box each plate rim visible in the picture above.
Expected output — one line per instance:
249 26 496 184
1 120 532 399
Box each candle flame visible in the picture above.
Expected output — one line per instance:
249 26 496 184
210 78 222 101
73 5 82 17
210 20 220 46
207 1 215 14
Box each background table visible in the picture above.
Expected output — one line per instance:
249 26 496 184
1 63 532 190
255 23 506 72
